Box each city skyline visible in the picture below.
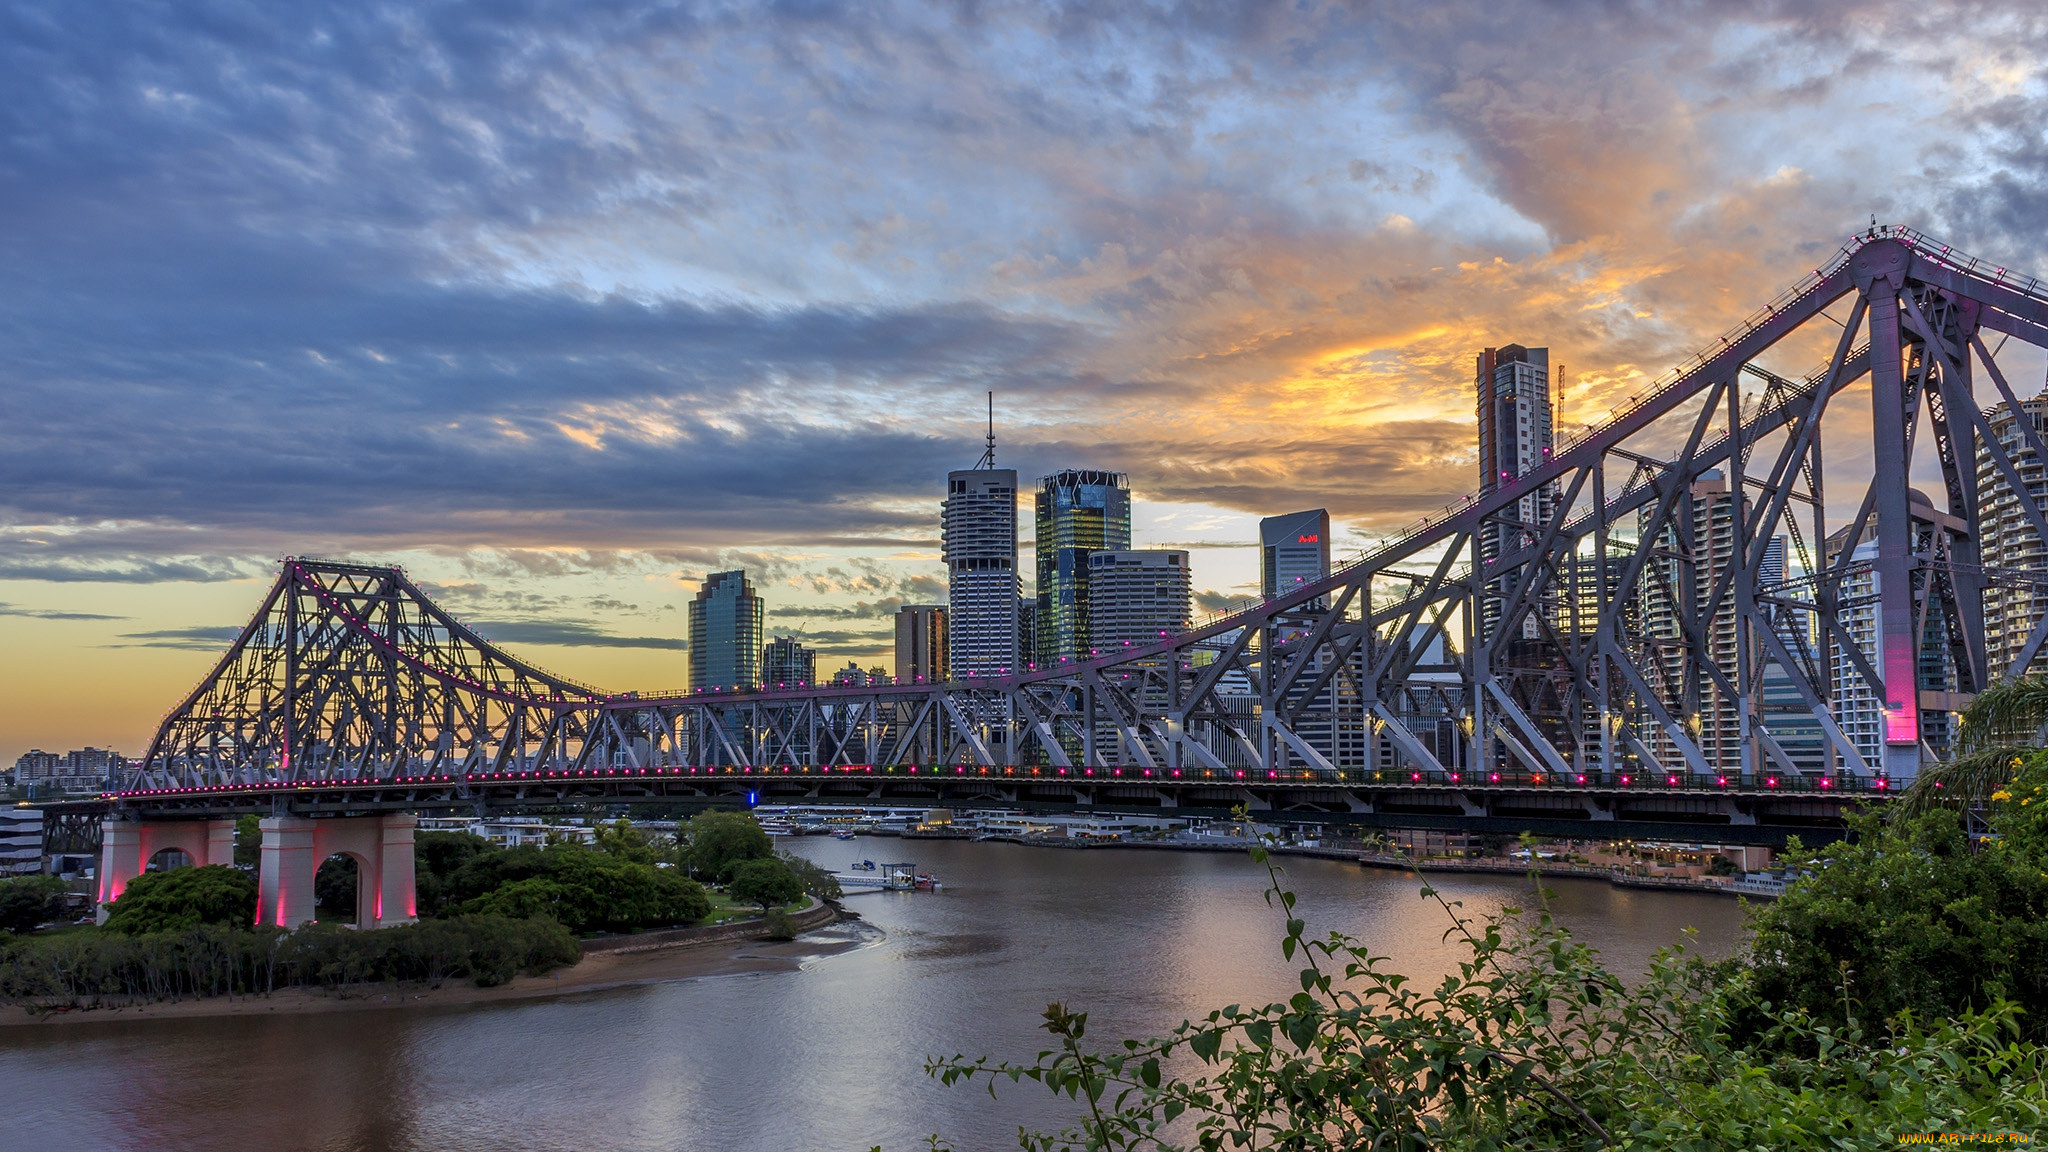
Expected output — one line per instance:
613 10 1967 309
8 3 2048 757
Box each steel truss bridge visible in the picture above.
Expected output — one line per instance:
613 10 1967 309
90 228 2048 846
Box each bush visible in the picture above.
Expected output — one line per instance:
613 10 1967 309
1736 782 2048 1044
0 876 71 935
103 865 257 935
728 857 804 913
762 909 799 940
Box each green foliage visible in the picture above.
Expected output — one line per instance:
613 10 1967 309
1738 757 2048 1045
762 909 799 940
777 850 842 900
233 814 260 868
103 865 257 935
412 830 494 917
593 817 660 865
453 842 710 934
0 913 581 1005
685 810 773 882
926 843 2048 1150
0 876 71 935
728 857 804 912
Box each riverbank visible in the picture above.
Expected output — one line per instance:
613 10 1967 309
0 899 844 1028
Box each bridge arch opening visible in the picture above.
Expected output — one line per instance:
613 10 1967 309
315 852 368 926
145 847 193 872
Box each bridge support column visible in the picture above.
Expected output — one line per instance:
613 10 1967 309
95 816 238 922
256 816 319 929
255 815 417 930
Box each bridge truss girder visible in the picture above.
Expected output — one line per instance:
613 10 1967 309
129 230 2048 793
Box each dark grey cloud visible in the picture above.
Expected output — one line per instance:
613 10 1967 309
466 620 687 651
112 625 244 650
0 603 126 621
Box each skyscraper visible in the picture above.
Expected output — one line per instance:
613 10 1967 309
943 430 1021 676
1977 392 2048 680
894 605 948 682
1086 550 1191 648
1035 468 1132 663
1476 344 1556 639
1260 509 1330 602
760 636 816 687
689 570 763 691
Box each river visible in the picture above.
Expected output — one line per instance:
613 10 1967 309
0 839 1746 1151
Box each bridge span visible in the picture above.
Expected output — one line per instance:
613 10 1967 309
67 225 2048 923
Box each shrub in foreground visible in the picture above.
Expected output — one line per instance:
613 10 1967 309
926 844 2048 1150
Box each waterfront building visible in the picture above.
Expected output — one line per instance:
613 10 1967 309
894 605 947 683
1035 469 1132 663
1976 392 2048 679
1086 551 1191 648
760 636 816 688
1636 470 1746 773
0 807 41 876
689 570 764 691
944 468 1021 677
1476 344 1557 640
1260 509 1330 604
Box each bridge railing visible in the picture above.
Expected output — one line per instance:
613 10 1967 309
110 762 1892 799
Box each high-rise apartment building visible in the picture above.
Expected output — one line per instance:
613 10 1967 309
760 636 816 688
944 468 1021 677
1977 392 2048 680
894 605 948 683
1086 551 1191 648
1477 344 1556 640
1035 469 1132 663
689 570 764 691
1261 509 1330 602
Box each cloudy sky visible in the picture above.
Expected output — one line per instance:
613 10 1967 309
5 0 2048 756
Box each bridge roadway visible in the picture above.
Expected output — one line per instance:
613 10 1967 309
60 764 1883 848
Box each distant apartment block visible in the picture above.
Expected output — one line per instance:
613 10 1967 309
760 636 816 687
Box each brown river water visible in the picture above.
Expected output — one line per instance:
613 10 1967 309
0 839 1745 1151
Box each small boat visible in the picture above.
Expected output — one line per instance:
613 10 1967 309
849 859 877 871
913 873 943 891
832 830 856 841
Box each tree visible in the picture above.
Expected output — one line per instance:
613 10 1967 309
0 875 70 934
685 810 773 882
777 850 842 900
413 830 494 917
102 864 257 934
727 857 804 914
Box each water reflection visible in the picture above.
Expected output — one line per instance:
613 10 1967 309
1 842 1744 1151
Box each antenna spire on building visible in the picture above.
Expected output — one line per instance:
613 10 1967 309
977 391 997 469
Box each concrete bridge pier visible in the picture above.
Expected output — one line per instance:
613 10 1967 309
96 817 238 921
256 814 418 930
